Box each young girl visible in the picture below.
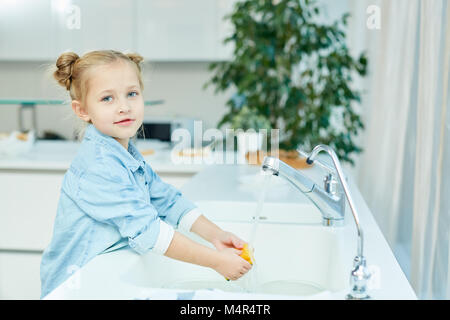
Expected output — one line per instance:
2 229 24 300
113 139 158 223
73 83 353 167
40 50 252 298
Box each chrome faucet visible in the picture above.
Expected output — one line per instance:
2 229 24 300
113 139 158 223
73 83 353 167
261 152 345 227
261 144 371 300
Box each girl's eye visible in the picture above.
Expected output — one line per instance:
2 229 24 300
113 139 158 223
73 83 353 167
101 91 138 102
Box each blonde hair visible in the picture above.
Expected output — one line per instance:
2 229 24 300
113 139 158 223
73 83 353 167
53 50 145 141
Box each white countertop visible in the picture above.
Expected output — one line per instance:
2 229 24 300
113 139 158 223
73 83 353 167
0 140 222 173
44 163 417 300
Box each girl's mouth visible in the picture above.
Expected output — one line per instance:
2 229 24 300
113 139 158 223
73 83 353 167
114 119 135 126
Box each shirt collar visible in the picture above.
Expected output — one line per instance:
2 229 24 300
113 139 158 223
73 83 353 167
84 124 145 172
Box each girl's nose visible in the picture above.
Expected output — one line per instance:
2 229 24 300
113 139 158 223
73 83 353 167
118 105 130 113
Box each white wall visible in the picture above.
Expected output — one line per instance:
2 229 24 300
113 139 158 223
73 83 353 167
0 61 231 140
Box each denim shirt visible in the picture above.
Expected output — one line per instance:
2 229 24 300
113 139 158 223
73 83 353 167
40 124 201 299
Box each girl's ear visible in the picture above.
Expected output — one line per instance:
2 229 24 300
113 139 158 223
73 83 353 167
72 100 91 123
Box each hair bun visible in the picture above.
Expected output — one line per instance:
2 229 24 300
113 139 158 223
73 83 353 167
126 53 144 71
54 52 80 90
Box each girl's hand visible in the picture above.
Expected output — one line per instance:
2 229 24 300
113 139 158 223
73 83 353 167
188 214 249 254
213 248 252 280
211 231 246 251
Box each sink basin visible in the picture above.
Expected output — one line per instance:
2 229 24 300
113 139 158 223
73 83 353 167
194 200 323 224
119 221 349 298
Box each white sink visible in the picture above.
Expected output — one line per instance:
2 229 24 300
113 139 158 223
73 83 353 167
194 200 323 224
44 167 418 300
119 221 349 298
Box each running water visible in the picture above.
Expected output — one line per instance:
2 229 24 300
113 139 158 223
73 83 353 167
245 171 272 292
249 172 272 247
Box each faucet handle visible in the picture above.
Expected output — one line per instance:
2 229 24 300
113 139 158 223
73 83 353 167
297 148 336 174
323 174 339 195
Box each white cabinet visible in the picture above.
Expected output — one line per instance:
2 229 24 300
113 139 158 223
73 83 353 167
0 0 134 60
0 252 42 299
0 0 56 60
136 0 217 61
215 0 236 61
54 0 135 55
134 0 238 61
0 0 236 61
0 170 62 251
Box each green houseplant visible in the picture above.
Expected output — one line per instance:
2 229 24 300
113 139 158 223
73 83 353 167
204 0 368 165
230 105 272 132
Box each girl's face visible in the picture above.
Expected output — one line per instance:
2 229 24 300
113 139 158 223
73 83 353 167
74 60 144 149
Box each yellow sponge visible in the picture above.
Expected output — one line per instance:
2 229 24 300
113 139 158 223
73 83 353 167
240 243 254 265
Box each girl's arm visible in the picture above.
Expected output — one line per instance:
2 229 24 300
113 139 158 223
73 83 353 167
141 161 246 251
189 214 246 251
164 231 251 280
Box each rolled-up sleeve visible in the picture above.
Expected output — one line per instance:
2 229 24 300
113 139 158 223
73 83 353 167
76 162 174 255
145 163 200 230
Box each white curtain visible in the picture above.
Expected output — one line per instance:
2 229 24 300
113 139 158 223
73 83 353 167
349 0 450 299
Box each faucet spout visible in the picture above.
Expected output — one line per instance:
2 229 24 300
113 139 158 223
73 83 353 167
262 156 345 226
262 156 315 193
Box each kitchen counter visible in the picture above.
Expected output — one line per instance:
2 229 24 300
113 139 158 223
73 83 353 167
43 163 418 300
0 139 214 173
